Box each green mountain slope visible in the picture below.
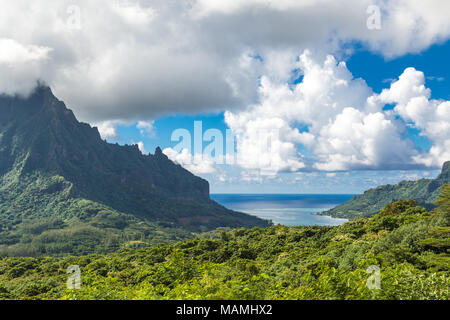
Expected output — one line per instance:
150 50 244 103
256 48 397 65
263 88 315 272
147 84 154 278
0 85 269 256
323 161 450 219
1 186 448 300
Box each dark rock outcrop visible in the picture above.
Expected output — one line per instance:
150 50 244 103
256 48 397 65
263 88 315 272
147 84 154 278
0 85 269 231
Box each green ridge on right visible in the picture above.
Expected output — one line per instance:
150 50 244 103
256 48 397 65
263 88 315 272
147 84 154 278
323 161 450 219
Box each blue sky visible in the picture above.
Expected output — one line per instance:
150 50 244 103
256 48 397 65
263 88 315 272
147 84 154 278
2 1 449 194
108 40 449 194
117 40 450 152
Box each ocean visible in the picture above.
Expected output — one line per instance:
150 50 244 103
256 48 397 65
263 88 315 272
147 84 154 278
211 194 355 226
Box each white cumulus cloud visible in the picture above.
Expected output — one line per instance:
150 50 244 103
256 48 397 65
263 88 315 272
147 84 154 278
225 51 448 172
0 38 52 96
94 121 119 140
136 120 155 137
375 68 450 167
163 147 216 174
136 141 147 154
0 0 449 124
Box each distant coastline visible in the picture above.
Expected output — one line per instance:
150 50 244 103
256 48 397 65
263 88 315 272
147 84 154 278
211 194 354 226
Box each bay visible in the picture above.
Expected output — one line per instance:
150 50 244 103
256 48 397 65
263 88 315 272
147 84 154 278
211 194 355 226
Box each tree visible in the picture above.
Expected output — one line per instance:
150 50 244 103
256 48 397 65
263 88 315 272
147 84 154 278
435 184 450 214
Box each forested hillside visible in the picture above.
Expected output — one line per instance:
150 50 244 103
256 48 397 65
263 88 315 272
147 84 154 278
0 86 269 256
324 161 450 219
1 185 448 300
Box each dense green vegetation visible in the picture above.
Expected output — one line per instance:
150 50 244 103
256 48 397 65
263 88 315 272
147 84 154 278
0 86 269 256
324 161 450 219
1 185 448 300
1 85 448 300
0 171 197 256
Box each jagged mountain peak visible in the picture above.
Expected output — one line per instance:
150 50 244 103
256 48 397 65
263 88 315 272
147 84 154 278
0 85 269 240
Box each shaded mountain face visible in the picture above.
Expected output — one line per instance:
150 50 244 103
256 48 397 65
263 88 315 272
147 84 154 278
0 86 209 203
0 85 268 256
324 161 450 219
